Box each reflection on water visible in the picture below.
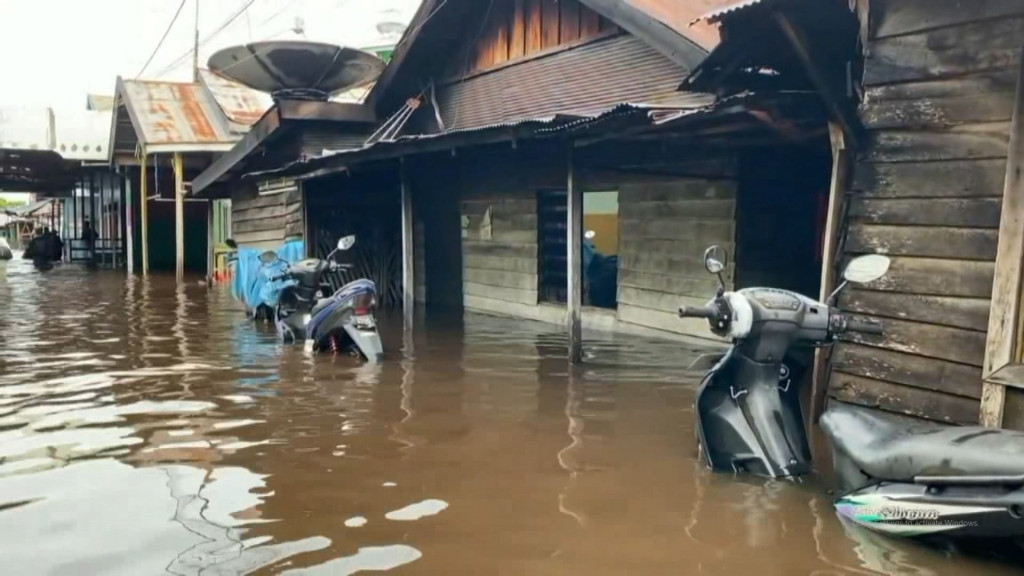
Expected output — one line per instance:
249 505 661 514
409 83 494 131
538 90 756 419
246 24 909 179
0 259 1020 575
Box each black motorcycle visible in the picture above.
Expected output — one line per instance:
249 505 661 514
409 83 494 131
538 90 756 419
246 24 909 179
680 245 1024 542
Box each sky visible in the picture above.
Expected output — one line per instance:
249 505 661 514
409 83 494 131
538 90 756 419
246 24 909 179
0 0 420 113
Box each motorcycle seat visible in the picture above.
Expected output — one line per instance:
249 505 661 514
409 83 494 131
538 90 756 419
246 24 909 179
821 403 1024 482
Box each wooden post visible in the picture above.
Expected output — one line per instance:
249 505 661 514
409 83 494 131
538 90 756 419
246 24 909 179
140 157 149 275
173 152 185 282
206 199 214 282
567 146 583 364
981 49 1024 429
809 122 849 424
401 158 415 331
124 168 134 273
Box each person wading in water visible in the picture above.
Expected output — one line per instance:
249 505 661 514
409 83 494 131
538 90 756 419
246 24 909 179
82 219 98 264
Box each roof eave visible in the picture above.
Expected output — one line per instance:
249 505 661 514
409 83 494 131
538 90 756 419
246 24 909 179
579 0 709 70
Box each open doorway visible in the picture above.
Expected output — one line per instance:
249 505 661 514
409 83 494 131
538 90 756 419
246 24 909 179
583 191 619 309
536 189 620 309
734 141 833 298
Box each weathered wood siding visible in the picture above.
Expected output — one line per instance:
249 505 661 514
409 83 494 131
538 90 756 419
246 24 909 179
456 148 738 339
230 183 304 250
462 192 540 316
465 0 616 73
830 0 1024 424
616 178 737 338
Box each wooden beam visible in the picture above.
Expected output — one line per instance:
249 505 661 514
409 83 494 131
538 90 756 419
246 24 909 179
567 145 583 364
140 157 149 275
774 12 861 149
981 49 1024 429
174 152 185 282
401 157 415 331
810 122 849 425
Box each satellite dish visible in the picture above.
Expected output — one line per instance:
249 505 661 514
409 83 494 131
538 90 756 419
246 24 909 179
207 40 386 101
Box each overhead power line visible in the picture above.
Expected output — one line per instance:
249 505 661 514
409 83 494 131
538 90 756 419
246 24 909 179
153 0 275 78
136 0 189 79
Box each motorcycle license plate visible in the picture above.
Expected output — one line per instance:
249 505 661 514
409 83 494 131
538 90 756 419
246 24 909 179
353 314 376 330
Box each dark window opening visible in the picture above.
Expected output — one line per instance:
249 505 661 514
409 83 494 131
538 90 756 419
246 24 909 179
536 190 620 309
538 190 567 304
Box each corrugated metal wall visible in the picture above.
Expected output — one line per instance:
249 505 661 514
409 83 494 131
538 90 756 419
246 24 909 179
437 33 685 131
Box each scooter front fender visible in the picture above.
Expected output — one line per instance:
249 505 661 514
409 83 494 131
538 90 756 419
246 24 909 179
695 350 811 479
342 323 383 363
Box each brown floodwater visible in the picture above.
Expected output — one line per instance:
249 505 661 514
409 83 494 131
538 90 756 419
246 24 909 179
0 257 1021 575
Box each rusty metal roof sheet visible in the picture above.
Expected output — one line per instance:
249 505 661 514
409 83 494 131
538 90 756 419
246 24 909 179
623 0 741 49
116 77 240 154
198 69 273 130
693 0 771 25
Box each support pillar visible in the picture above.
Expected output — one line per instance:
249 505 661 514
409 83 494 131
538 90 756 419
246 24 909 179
567 146 583 364
125 168 134 274
400 157 415 332
206 199 214 282
140 157 150 275
173 152 185 282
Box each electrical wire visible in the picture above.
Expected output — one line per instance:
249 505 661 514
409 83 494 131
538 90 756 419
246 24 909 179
135 0 189 79
153 0 264 77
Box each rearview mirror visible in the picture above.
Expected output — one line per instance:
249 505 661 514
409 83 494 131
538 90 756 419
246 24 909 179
337 235 356 251
844 254 891 285
258 250 278 264
703 245 727 275
224 238 238 249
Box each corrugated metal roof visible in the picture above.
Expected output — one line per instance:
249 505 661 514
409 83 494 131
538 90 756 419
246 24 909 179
253 96 724 180
1 107 112 162
624 0 740 49
694 0 771 25
6 197 56 216
86 94 115 111
54 110 112 161
117 77 240 153
0 107 53 151
199 69 272 130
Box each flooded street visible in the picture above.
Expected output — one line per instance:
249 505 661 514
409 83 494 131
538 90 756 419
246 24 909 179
0 259 1020 575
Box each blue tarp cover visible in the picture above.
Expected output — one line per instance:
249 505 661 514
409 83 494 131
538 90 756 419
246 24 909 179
231 238 305 311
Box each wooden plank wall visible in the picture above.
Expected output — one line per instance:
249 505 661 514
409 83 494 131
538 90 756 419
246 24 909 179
231 184 304 250
829 0 1024 424
462 191 540 316
616 177 737 339
455 147 740 338
470 0 617 73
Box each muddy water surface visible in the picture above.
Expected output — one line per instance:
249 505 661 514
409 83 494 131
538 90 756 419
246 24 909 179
0 258 1020 575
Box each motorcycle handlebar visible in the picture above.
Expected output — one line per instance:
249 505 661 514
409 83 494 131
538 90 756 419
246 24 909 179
678 305 720 320
845 317 884 335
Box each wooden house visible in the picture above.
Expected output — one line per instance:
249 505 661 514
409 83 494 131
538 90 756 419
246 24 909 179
189 100 378 251
689 0 1024 429
240 0 838 366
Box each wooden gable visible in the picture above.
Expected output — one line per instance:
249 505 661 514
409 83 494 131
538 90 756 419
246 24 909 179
463 0 619 76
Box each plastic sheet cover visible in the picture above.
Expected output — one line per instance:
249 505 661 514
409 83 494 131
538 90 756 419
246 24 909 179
231 238 305 311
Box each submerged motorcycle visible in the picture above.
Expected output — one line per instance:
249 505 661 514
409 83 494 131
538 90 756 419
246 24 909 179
680 245 1024 542
260 235 383 362
225 238 280 323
